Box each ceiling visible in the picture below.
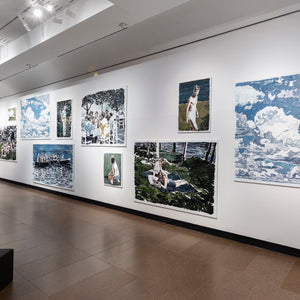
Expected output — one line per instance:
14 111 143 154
0 0 300 99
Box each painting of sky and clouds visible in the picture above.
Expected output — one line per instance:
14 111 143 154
21 94 50 139
235 74 300 186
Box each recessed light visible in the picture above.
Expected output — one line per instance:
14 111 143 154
45 4 53 12
33 7 43 18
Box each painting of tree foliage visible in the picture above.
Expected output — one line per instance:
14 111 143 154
135 142 217 217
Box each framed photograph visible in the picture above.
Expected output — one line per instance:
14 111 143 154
135 141 217 218
21 94 50 139
0 126 17 161
178 78 210 132
8 107 16 122
33 144 74 190
81 87 126 146
57 99 72 139
104 153 122 187
235 73 300 186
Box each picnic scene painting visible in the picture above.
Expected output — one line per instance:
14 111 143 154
135 142 217 216
178 78 210 132
235 73 300 186
81 88 126 146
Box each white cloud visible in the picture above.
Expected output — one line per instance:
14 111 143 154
277 89 298 99
235 85 265 106
254 106 300 147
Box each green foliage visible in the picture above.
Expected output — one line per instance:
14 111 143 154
135 155 215 214
178 101 209 131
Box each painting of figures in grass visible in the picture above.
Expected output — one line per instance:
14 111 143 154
135 142 217 217
235 73 300 186
81 87 126 146
8 107 16 122
21 94 50 139
104 153 122 187
0 126 16 161
33 144 74 190
57 100 72 139
178 78 210 132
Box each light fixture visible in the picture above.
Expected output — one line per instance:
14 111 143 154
45 4 54 12
33 7 43 18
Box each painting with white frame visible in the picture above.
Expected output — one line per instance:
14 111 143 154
81 87 126 146
21 94 50 139
178 78 211 132
235 73 300 186
57 99 72 139
33 144 74 190
104 153 122 188
135 141 217 218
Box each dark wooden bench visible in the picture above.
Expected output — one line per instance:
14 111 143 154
0 249 13 291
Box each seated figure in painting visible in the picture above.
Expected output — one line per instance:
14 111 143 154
144 158 198 193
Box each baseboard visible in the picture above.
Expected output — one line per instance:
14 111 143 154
1 177 300 257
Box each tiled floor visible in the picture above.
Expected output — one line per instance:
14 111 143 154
0 181 300 299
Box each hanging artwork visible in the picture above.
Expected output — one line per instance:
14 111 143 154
103 153 122 187
135 142 217 217
33 144 74 190
0 126 16 161
178 78 210 132
57 99 72 139
235 73 300 186
8 107 16 122
21 94 50 139
81 87 126 146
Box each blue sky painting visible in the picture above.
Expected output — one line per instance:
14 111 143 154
21 94 50 139
235 73 300 185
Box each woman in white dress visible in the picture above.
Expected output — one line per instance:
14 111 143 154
185 85 200 131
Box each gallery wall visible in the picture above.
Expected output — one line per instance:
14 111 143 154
0 12 300 249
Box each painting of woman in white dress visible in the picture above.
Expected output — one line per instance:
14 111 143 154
178 78 210 132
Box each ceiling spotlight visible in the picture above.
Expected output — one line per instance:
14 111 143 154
45 4 53 12
33 7 43 18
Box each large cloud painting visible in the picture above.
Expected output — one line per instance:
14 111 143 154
235 74 300 186
21 94 50 139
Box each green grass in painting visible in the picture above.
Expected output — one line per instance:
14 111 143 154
178 101 209 131
135 155 215 214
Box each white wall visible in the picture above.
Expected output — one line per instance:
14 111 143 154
1 12 300 249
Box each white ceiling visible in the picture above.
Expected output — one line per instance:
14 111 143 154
0 0 300 99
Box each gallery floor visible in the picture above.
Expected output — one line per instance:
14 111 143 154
0 181 300 299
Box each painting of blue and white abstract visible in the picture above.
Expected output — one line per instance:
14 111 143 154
235 74 300 186
21 94 50 139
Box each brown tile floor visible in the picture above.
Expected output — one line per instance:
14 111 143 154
0 181 300 299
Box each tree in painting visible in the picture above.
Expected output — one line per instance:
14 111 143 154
0 126 16 161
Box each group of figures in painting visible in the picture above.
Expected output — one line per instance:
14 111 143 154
81 88 126 146
3 70 300 218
